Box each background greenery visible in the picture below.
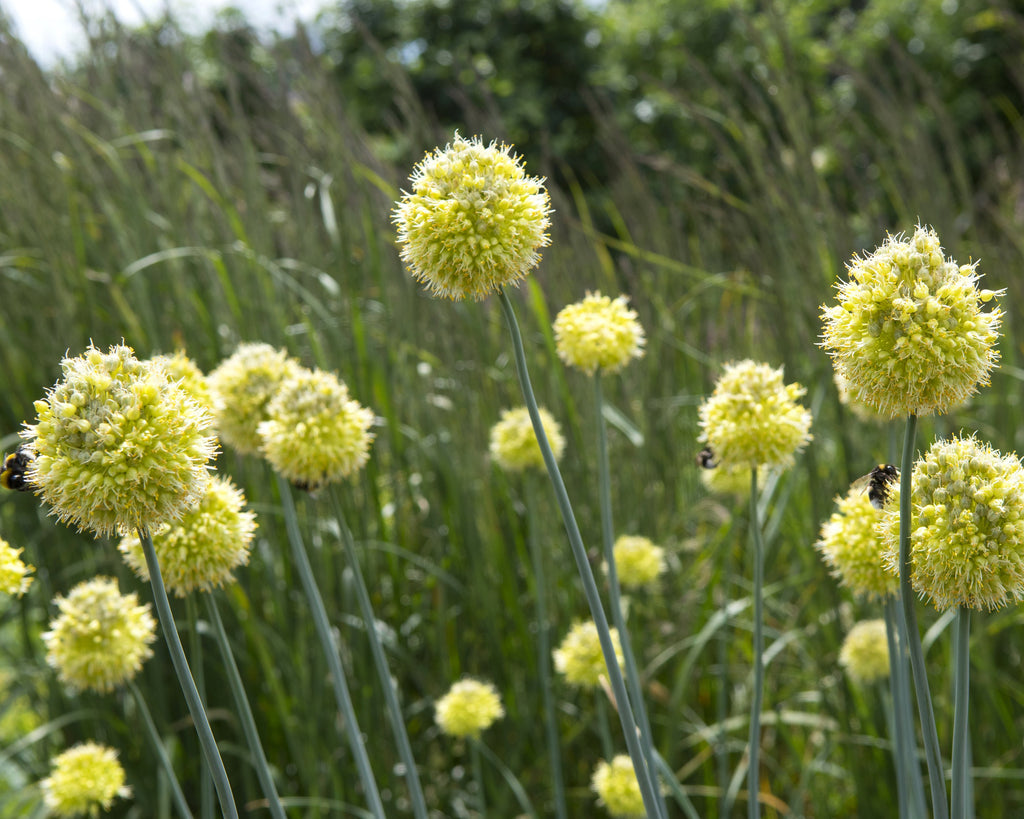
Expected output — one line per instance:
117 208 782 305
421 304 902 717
2 0 1024 816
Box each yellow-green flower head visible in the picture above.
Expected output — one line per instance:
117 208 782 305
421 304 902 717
879 435 1024 610
700 462 769 498
24 344 216 538
591 755 645 818
118 475 256 596
609 535 665 590
0 536 33 597
816 485 898 600
392 133 552 301
839 619 890 684
43 576 156 693
820 225 1004 418
207 342 302 455
553 292 646 374
489 406 565 472
553 620 625 688
150 350 214 412
40 741 130 817
697 360 813 470
434 678 505 739
257 368 375 490
833 369 885 423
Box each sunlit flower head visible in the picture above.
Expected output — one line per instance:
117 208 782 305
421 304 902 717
43 577 156 694
208 342 302 455
23 344 216 538
816 485 898 600
839 620 890 684
592 755 645 818
553 620 624 688
489 406 565 472
0 536 33 597
608 535 665 590
820 225 1003 418
434 678 505 739
151 350 214 412
697 360 812 470
118 475 256 596
393 133 552 301
553 292 645 374
257 368 375 490
879 435 1024 610
40 742 130 817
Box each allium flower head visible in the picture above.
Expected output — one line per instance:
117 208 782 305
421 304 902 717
0 536 33 597
700 462 769 497
879 435 1024 610
43 576 156 693
697 360 812 470
820 226 1004 418
151 350 214 412
610 535 665 589
489 406 565 472
839 620 890 684
553 620 625 688
816 485 898 600
592 755 645 818
40 742 130 817
553 292 645 374
258 368 375 490
434 678 505 739
393 133 552 301
24 344 216 538
118 475 256 596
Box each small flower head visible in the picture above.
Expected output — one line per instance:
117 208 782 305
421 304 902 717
118 475 256 596
820 225 1004 418
489 406 565 472
592 755 645 818
208 342 302 455
393 133 552 300
700 462 769 497
24 344 216 538
434 678 505 739
257 368 375 490
0 536 33 597
40 741 130 817
816 485 898 600
150 350 214 412
609 535 665 590
553 292 646 374
553 620 625 688
697 360 813 470
879 435 1024 610
43 577 156 693
839 619 891 684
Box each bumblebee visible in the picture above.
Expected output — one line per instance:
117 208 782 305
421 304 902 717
852 463 899 510
696 446 717 470
1 447 34 492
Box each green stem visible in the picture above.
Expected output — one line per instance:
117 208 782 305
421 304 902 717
276 476 387 819
204 595 288 819
471 736 486 816
498 289 662 819
473 738 539 818
716 593 730 819
898 414 949 819
652 749 701 819
747 468 764 819
128 681 193 819
951 606 972 819
138 528 238 819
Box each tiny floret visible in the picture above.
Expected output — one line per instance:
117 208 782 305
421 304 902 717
393 133 552 300
553 292 645 374
489 406 565 472
816 485 898 600
839 620 890 684
553 620 625 688
820 225 1004 418
40 741 130 817
434 678 505 739
592 755 645 818
150 350 214 412
0 536 33 597
23 344 216 538
609 535 665 590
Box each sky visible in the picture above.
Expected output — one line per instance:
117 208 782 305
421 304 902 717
4 0 324 66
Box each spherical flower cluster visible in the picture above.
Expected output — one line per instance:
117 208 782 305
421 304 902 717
0 536 33 597
392 133 552 301
40 742 130 817
489 406 565 472
610 535 665 590
43 577 156 693
816 485 898 600
697 360 813 470
839 620 891 684
553 292 645 374
24 344 216 538
150 350 214 412
118 475 256 596
257 368 375 490
879 435 1024 610
591 755 645 818
208 342 302 455
434 678 505 739
553 620 625 688
820 225 1004 418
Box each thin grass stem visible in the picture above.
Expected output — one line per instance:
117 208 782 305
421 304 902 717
951 606 971 819
882 604 909 818
652 749 701 819
473 737 539 819
747 467 765 819
128 680 193 819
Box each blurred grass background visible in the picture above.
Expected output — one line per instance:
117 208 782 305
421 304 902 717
2 1 1024 816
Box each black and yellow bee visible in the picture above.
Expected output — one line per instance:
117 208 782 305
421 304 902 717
696 446 717 470
1 448 34 492
852 463 899 510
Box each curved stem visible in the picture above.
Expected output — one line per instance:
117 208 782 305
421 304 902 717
128 681 193 819
747 468 764 819
951 606 972 819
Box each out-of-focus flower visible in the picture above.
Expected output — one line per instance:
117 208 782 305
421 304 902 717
0 536 33 597
40 742 130 817
609 535 664 590
553 620 624 688
434 678 504 739
553 292 645 374
489 406 565 472
592 755 645 818
150 350 214 412
700 462 769 498
839 619 890 684
816 485 898 600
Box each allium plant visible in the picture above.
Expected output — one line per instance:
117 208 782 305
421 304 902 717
553 292 645 374
435 678 505 739
592 755 645 819
489 406 565 471
816 486 899 600
839 620 891 685
40 742 130 817
610 535 665 590
554 621 625 689
0 536 33 597
150 350 214 411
